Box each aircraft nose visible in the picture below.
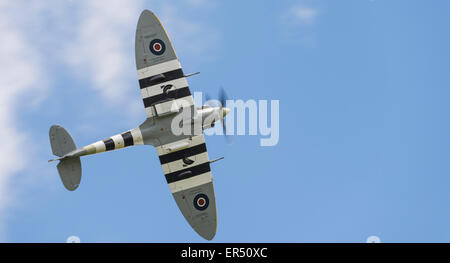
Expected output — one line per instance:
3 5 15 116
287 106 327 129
222 107 230 118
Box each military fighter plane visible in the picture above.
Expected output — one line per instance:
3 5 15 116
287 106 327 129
48 10 230 240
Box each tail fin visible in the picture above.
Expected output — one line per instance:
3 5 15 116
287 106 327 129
49 125 82 191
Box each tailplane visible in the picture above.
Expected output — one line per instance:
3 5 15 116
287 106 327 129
49 125 82 191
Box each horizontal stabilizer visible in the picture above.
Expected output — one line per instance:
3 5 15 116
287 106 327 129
49 125 77 157
49 124 82 191
57 157 82 191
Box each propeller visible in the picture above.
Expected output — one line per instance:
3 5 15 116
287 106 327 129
219 87 229 139
205 87 232 144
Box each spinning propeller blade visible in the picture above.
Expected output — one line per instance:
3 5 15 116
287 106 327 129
205 87 232 144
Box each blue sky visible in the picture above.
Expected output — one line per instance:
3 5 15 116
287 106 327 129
1 0 450 242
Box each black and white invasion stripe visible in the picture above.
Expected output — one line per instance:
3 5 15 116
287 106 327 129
164 162 211 184
103 131 136 152
139 68 184 89
137 59 194 117
159 142 210 183
157 135 212 193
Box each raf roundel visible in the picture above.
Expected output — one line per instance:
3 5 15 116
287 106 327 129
149 39 166 55
193 193 209 211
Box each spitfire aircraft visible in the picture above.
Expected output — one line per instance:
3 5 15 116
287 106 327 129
48 10 230 240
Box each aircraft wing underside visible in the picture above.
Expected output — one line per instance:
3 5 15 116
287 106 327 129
135 10 217 240
156 134 217 240
135 10 196 119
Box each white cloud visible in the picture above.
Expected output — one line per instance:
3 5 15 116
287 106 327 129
0 2 47 240
0 0 147 240
64 0 144 105
61 0 219 123
280 5 319 48
63 0 219 108
284 6 318 26
0 0 220 241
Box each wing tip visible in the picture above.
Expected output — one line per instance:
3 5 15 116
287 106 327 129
194 222 217 241
137 9 156 26
140 9 153 16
